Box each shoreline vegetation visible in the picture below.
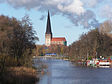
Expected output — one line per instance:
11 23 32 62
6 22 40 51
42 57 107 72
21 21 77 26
0 15 39 84
0 59 48 84
1 67 39 84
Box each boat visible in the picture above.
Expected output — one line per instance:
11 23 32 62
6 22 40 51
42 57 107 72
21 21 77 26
98 61 111 68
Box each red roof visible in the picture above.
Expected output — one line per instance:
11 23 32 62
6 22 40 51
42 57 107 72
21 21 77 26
51 37 66 41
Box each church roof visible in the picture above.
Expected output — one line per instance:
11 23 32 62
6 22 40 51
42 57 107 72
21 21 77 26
45 11 52 34
51 37 66 41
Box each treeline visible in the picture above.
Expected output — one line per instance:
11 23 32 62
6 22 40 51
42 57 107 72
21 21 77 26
68 20 112 61
0 15 38 83
35 45 68 56
35 20 112 62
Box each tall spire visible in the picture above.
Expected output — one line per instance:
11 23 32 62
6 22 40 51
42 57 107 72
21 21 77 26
46 11 52 34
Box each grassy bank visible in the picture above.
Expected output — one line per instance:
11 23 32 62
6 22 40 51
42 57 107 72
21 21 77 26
0 67 39 84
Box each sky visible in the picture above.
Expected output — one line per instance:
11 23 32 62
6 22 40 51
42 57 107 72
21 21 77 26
0 0 112 45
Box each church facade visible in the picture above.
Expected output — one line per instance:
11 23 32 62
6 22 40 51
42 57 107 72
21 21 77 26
45 11 67 46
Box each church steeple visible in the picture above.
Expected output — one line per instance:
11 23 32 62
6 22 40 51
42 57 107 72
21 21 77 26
46 11 52 34
45 11 67 46
45 11 52 46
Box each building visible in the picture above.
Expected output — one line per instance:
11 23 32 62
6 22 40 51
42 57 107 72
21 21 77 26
45 11 67 46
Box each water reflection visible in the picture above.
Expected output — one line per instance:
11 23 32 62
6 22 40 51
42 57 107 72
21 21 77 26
37 59 112 84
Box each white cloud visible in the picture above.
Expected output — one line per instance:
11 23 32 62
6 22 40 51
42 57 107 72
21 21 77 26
7 0 85 15
82 0 104 8
0 0 102 28
58 0 85 15
82 0 97 7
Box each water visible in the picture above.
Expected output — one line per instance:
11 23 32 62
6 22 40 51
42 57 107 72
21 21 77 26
36 59 112 84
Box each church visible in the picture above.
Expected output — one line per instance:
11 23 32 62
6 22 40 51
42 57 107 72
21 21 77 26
45 11 67 46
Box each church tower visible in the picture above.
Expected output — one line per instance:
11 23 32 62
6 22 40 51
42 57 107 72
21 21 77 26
45 11 52 46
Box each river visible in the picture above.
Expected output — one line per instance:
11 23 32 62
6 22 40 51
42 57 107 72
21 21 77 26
36 59 112 84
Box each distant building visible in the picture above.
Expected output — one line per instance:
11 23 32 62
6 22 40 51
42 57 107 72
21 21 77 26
45 53 57 56
45 11 67 46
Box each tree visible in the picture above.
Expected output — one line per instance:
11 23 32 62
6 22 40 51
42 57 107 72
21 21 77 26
99 20 112 37
9 15 38 66
0 15 38 73
68 28 112 61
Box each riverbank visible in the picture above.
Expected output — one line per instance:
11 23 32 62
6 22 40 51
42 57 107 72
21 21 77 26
0 67 39 84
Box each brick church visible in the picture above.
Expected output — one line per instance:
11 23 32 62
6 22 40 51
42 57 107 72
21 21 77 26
45 11 67 46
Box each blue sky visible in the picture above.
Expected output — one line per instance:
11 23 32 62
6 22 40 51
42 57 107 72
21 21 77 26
0 0 112 45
